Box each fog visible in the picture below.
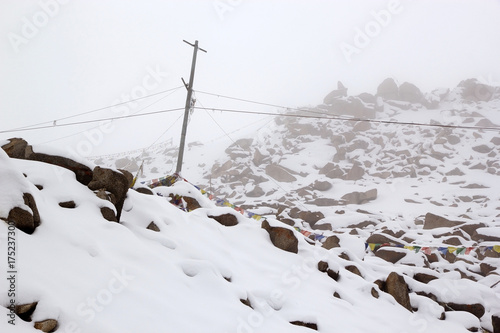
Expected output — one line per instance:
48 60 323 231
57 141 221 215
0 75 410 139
1 0 499 156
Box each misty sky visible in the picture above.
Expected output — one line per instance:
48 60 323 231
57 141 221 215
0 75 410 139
1 0 499 157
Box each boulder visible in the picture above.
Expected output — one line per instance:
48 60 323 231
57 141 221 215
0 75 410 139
323 81 348 104
492 313 500 333
298 211 325 225
246 185 265 197
446 303 485 319
423 213 465 229
208 213 238 227
413 273 438 284
34 319 58 332
341 189 377 205
265 164 297 182
312 180 332 191
261 220 298 254
345 265 362 277
135 187 154 195
100 207 118 222
385 272 412 312
15 302 38 321
26 145 93 186
377 78 399 100
399 82 423 103
59 200 76 209
147 221 160 232
88 167 130 221
375 248 407 263
7 193 41 234
345 164 365 181
317 261 339 281
458 78 496 102
1 138 28 158
322 235 340 250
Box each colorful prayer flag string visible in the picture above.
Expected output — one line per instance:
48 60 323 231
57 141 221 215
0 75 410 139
365 242 500 256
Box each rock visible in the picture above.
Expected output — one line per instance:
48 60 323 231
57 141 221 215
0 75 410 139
341 189 377 205
261 220 298 254
135 187 153 195
385 272 412 312
88 167 130 221
147 221 160 232
59 200 76 209
377 78 399 100
246 185 265 197
323 81 348 104
317 261 339 281
445 167 465 176
15 302 38 321
472 227 500 242
119 169 134 188
208 213 238 227
34 319 58 332
290 321 318 331
366 233 403 246
371 287 380 299
7 193 41 234
306 198 340 206
298 211 324 225
446 303 485 319
265 164 297 182
240 298 252 308
252 148 267 167
479 263 496 276
399 82 423 103
100 207 118 222
345 164 365 181
458 78 495 101
492 313 500 333
413 273 438 284
472 145 492 154
312 180 332 191
345 265 362 277
322 236 340 250
1 138 28 158
423 213 464 229
458 223 486 237
182 196 202 211
375 248 407 263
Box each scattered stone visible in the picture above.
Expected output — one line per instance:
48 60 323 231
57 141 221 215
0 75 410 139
312 180 332 191
345 164 365 181
385 272 412 312
492 313 500 333
100 207 118 222
34 319 58 332
208 213 238 227
446 303 485 319
7 193 41 234
446 167 465 176
318 261 339 281
375 248 407 263
88 167 129 221
240 298 252 308
135 187 154 195
59 200 76 209
399 82 423 103
341 189 377 205
377 78 399 100
345 265 362 277
246 185 265 197
147 221 160 232
366 233 403 246
413 273 438 284
261 220 298 254
322 236 340 250
119 169 134 188
298 211 325 225
290 321 318 331
371 287 380 299
423 213 464 229
265 164 297 182
472 145 492 154
16 302 38 321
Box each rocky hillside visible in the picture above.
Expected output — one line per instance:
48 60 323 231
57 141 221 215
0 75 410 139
2 78 500 332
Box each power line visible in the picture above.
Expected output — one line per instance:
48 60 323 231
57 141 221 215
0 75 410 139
4 86 184 132
192 106 500 132
0 108 185 134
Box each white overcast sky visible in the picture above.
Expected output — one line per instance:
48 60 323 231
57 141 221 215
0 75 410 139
1 0 499 156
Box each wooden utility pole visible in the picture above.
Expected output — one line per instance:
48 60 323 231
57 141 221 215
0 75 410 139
176 40 207 174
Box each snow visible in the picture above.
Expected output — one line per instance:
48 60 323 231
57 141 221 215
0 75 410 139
2 82 500 332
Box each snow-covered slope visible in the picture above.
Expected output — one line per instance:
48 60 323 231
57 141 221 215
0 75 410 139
2 78 500 332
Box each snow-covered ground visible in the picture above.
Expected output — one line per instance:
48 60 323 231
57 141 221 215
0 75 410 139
1 79 500 332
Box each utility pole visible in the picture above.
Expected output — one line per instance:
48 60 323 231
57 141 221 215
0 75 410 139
176 40 207 174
